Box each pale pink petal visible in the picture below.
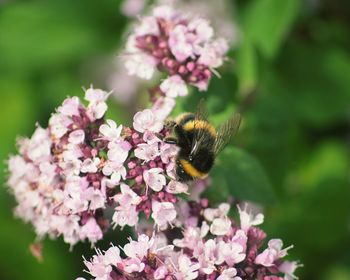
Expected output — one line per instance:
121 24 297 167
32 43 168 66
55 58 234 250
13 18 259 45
160 75 188 98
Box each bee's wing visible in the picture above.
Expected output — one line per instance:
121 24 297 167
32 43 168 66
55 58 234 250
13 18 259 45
214 113 242 156
190 99 210 154
195 98 209 120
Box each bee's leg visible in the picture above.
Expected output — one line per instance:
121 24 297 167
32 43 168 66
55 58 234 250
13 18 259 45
164 137 178 145
164 118 176 129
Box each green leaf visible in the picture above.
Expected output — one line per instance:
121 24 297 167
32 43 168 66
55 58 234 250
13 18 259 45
235 38 258 95
241 0 301 59
323 265 350 280
276 41 350 127
296 141 349 192
209 147 276 204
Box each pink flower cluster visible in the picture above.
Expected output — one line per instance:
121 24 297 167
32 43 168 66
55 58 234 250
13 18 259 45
7 90 188 245
6 2 302 279
124 5 229 96
79 203 301 280
7 88 112 245
112 96 189 231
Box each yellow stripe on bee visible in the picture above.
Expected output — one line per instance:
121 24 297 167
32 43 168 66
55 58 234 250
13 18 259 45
179 159 208 179
183 120 217 138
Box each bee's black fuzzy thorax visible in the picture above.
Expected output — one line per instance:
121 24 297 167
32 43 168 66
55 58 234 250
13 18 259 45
168 103 241 182
170 114 217 181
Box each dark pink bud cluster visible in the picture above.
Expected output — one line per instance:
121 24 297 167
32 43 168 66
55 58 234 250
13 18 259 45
124 5 229 97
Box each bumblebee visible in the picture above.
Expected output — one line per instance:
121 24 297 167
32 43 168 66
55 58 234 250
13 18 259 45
165 100 241 182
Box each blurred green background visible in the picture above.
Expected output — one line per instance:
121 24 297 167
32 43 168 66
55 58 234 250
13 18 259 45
1 0 350 279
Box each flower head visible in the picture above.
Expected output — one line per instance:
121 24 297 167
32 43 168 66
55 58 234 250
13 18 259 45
124 5 229 93
80 202 300 280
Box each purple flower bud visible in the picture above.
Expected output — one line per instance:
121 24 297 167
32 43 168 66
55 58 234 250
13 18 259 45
124 5 229 94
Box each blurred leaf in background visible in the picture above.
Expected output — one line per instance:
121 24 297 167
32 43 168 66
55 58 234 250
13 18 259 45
0 0 128 279
232 0 350 279
206 147 275 204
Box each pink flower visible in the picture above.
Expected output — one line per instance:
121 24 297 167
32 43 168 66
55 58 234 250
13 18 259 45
120 0 146 17
123 257 145 273
169 25 194 62
39 161 56 182
189 18 214 42
99 119 123 141
7 155 27 185
25 126 51 162
133 109 163 133
79 218 103 244
107 141 131 164
112 184 141 228
103 246 121 266
238 204 264 233
64 192 88 214
125 53 157 80
196 239 222 274
165 180 188 194
85 87 110 120
7 90 140 246
80 158 100 173
102 163 126 187
85 87 109 103
58 97 80 116
124 5 228 92
204 203 230 221
84 188 106 210
78 198 300 280
160 142 179 164
217 268 242 280
154 265 168 279
49 113 71 138
160 75 188 97
134 142 160 161
142 130 161 143
175 254 200 280
213 38 230 56
143 168 166 192
198 40 228 68
151 200 177 229
112 205 139 228
255 239 293 267
219 240 246 266
135 16 159 36
173 226 204 249
231 229 248 252
152 5 177 20
279 261 303 280
68 129 85 144
152 97 176 122
124 234 153 259
62 143 83 162
84 254 112 280
114 183 142 206
59 215 81 245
